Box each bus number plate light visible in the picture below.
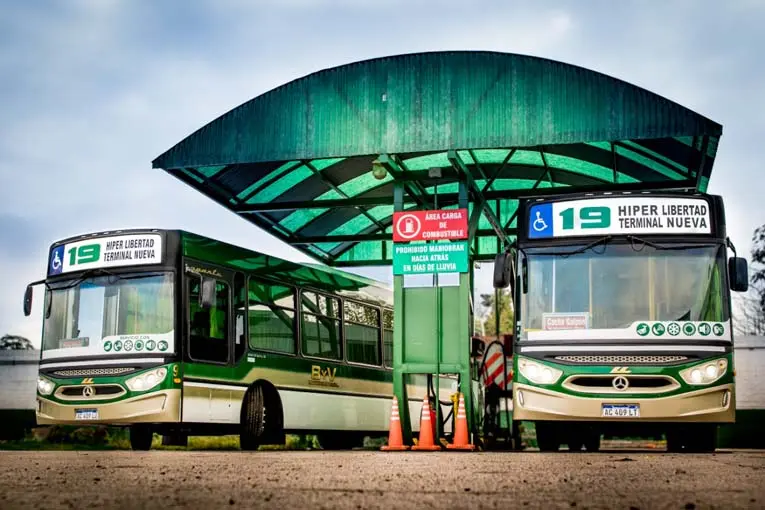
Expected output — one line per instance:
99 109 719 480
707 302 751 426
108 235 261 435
601 404 639 418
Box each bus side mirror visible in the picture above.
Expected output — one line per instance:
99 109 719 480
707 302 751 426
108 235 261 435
23 285 33 317
728 257 749 292
200 278 217 309
493 252 515 290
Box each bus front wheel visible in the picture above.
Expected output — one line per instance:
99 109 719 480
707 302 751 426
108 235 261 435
240 382 284 451
666 425 717 453
535 422 561 452
129 424 153 451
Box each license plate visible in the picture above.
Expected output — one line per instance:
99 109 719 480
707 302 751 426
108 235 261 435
601 404 640 418
75 408 99 420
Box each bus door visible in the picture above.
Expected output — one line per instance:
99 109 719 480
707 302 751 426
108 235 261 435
182 262 244 424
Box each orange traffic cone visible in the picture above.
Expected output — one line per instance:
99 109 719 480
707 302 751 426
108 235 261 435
381 396 410 451
411 397 441 451
447 393 475 451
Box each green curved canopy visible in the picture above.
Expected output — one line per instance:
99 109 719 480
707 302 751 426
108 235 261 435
153 51 722 266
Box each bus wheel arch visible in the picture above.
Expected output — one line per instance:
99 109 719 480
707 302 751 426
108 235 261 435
240 380 284 451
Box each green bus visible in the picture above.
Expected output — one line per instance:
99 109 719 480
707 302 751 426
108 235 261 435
493 191 750 452
24 229 455 450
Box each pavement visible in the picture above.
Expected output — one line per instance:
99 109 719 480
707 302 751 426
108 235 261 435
0 449 764 509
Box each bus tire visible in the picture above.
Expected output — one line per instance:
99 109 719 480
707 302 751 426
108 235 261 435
240 382 284 451
666 425 717 453
535 422 560 452
686 425 718 453
129 425 153 451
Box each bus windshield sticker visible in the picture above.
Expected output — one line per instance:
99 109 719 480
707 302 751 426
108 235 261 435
59 337 90 349
526 320 730 341
542 313 590 330
528 197 711 239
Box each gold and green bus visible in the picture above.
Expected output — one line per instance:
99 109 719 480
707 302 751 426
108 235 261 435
24 229 454 450
494 191 750 452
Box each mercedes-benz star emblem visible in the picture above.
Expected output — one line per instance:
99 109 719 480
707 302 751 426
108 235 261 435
82 386 95 398
612 376 629 391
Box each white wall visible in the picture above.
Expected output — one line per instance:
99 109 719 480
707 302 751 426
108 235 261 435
0 350 39 410
734 336 765 410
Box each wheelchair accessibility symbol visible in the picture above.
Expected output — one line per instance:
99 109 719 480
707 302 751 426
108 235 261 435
49 246 64 275
532 211 548 232
528 204 553 238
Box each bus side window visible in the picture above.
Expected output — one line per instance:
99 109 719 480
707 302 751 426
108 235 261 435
188 275 229 364
234 273 246 362
382 309 393 368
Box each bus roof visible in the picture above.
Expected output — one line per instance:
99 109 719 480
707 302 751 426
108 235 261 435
178 230 393 305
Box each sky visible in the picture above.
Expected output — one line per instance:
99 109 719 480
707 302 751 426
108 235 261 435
1 0 764 347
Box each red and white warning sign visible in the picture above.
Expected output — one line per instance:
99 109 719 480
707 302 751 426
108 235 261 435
392 209 468 242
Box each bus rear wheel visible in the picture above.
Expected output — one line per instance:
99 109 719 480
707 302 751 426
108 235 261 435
129 424 154 451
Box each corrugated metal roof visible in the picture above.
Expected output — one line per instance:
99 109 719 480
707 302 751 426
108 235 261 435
152 51 723 266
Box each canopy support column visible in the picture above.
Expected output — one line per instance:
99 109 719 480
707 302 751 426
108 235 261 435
391 178 477 449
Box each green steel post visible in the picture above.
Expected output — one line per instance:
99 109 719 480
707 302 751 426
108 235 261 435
392 182 412 444
458 180 475 442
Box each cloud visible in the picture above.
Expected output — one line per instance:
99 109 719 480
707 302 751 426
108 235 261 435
2 0 764 346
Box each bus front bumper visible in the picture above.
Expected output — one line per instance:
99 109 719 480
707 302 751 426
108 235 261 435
512 383 734 423
36 389 181 425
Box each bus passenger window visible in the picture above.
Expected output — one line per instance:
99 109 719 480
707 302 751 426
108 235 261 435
382 309 393 367
344 301 381 366
248 279 296 354
188 276 229 364
301 291 341 360
234 273 246 362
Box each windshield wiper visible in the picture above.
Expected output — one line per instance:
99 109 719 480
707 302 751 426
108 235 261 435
526 235 613 258
625 235 714 252
50 268 160 291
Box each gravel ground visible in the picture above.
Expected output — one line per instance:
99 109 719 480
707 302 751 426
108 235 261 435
0 449 763 509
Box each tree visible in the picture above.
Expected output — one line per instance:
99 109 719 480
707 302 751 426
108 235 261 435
0 334 35 350
733 224 765 336
480 289 515 338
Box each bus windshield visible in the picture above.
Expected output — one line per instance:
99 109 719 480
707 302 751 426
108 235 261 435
42 273 174 360
521 242 728 337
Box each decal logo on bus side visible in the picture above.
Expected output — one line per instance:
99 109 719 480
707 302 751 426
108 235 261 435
185 265 223 278
309 365 339 388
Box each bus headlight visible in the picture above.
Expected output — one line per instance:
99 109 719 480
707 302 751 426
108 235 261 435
680 359 727 386
518 358 563 385
37 376 55 396
126 367 167 392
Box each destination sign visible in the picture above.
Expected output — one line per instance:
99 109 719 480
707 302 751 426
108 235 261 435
392 241 469 275
527 197 711 239
48 233 163 276
392 209 468 242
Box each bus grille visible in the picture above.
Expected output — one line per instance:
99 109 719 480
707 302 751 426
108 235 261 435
563 375 680 394
52 367 136 378
554 355 688 365
56 384 126 401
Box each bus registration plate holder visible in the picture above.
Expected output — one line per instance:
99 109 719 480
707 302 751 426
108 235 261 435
75 408 99 420
601 404 639 418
